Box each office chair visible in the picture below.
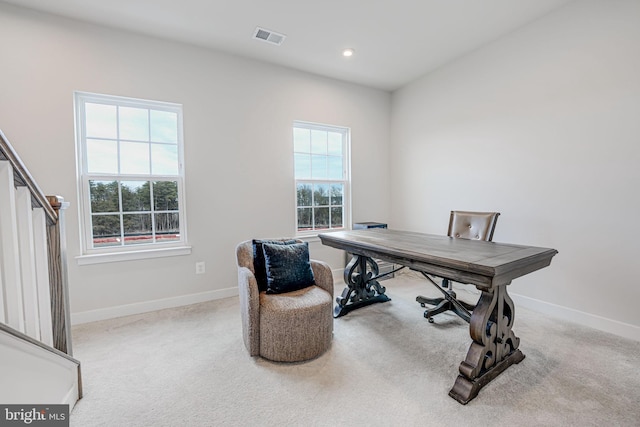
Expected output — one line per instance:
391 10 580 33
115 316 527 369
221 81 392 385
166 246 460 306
416 211 500 323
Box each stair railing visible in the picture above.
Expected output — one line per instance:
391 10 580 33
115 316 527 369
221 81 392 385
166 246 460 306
0 130 73 357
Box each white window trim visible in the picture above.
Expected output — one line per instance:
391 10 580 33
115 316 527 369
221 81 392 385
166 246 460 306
73 91 190 264
293 121 352 238
76 246 191 265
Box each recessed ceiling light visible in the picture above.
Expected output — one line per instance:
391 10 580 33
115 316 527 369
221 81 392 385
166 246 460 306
342 48 355 57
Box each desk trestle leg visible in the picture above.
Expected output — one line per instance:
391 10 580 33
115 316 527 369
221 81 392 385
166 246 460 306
334 255 391 318
449 283 525 404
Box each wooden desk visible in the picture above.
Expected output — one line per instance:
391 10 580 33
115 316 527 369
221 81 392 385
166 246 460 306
319 228 558 404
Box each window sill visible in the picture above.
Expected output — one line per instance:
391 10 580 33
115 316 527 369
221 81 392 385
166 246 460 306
297 229 349 242
76 245 192 265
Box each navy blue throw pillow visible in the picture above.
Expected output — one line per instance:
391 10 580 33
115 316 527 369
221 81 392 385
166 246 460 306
262 242 315 294
252 239 297 292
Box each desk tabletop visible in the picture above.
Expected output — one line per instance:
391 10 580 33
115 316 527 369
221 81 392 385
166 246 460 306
319 228 558 290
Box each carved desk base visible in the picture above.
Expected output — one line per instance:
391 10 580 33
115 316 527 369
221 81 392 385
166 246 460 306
449 282 524 404
334 254 391 318
335 254 525 404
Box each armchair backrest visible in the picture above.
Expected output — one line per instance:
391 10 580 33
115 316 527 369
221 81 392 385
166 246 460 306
447 211 500 242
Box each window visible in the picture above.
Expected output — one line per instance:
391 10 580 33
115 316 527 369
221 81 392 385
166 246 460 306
74 92 189 263
293 121 350 235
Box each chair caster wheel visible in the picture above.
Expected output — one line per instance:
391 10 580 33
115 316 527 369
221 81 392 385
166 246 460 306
420 303 425 308
428 317 434 323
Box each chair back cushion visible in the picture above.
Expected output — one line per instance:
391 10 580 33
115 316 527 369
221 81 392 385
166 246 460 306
252 239 297 291
448 211 500 241
262 241 315 294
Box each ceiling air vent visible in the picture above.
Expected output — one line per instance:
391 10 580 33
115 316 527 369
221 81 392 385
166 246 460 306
253 27 286 46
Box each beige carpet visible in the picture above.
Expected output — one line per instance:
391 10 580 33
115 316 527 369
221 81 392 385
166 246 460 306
70 273 640 426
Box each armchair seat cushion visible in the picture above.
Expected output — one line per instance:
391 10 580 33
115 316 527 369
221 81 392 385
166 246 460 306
259 286 333 362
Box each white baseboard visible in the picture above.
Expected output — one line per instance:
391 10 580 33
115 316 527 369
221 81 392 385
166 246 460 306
331 268 640 342
74 275 640 342
510 292 640 342
71 287 239 325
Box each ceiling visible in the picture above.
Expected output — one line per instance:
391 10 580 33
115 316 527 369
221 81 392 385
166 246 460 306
2 0 573 91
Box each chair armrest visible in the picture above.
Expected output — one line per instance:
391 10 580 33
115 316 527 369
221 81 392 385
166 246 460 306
237 266 261 356
310 259 334 297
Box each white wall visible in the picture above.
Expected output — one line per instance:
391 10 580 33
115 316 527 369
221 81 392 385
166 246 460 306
0 3 391 322
390 0 640 339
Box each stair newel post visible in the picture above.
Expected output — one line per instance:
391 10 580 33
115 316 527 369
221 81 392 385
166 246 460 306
46 195 73 356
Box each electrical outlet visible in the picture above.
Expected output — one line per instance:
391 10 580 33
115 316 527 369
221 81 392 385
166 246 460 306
195 261 206 275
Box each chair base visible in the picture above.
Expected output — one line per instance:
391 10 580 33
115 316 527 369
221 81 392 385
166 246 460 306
259 286 333 362
416 291 475 323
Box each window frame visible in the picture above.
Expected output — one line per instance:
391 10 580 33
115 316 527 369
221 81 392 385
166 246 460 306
74 91 190 264
293 121 351 237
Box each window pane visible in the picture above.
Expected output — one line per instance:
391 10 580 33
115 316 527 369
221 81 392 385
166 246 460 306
90 180 119 213
293 128 310 153
119 107 149 141
123 213 152 245
87 139 118 174
78 92 185 254
91 214 121 247
121 181 151 212
328 155 343 180
85 103 117 139
314 207 330 229
155 213 180 243
311 130 327 154
151 143 179 175
327 132 342 156
297 183 312 207
153 181 179 211
297 208 312 231
311 155 328 179
313 184 329 206
150 110 178 143
294 153 311 179
293 123 348 234
331 207 343 228
120 141 150 174
331 184 343 205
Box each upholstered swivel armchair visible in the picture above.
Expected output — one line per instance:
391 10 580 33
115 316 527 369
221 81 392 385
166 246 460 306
236 239 334 362
416 211 500 323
